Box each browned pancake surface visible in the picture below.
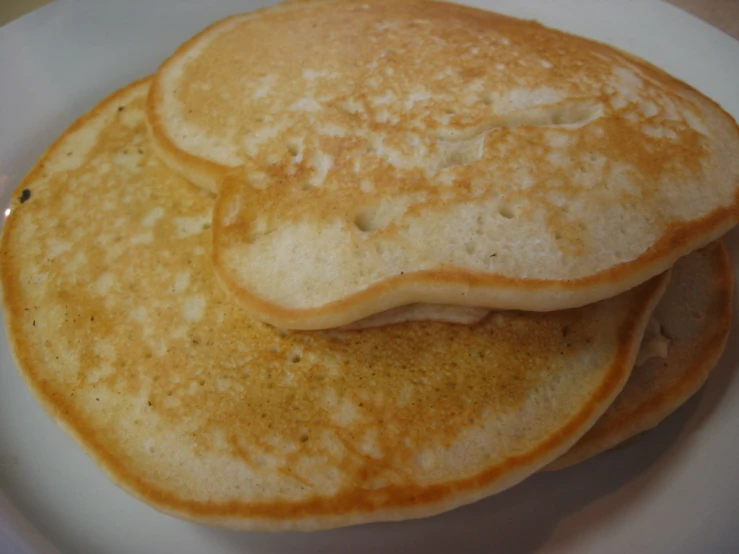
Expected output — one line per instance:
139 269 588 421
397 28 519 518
1 79 668 530
147 0 739 329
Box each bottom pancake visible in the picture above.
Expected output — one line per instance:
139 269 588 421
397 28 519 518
1 79 668 531
550 242 733 470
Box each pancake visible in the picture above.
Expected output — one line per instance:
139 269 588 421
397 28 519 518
147 0 739 330
1 79 669 531
339 303 490 330
550 241 733 470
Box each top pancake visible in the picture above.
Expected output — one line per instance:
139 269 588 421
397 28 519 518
1 79 668 531
148 0 739 329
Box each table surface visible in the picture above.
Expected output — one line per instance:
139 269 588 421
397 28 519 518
1 0 739 40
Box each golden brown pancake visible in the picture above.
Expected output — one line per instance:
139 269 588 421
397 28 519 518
1 79 668 531
147 0 739 329
550 241 733 469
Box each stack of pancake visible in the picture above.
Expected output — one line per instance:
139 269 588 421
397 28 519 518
1 0 737 532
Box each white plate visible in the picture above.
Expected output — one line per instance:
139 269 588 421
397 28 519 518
1 1 738 552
